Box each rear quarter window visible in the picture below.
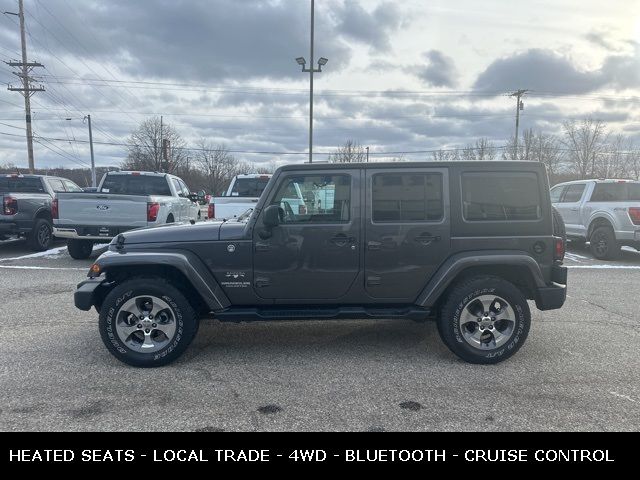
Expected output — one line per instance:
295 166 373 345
100 175 171 196
591 183 640 202
462 172 541 221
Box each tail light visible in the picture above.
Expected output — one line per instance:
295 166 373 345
147 202 160 222
51 198 59 219
208 203 215 220
554 236 565 262
3 195 17 215
629 207 640 226
299 204 307 215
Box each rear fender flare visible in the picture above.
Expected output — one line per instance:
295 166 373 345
415 251 546 307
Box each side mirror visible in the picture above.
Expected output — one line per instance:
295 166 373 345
263 204 283 228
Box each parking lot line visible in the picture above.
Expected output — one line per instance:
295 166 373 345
0 265 86 271
566 265 640 269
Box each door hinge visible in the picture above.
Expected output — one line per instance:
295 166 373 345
255 277 270 288
367 276 381 286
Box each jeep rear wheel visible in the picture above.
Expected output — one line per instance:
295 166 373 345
98 277 199 367
437 276 531 364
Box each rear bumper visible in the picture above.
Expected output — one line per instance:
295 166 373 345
0 221 19 235
54 224 135 241
535 265 567 311
74 278 107 311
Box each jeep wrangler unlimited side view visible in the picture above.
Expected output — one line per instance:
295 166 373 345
74 161 567 367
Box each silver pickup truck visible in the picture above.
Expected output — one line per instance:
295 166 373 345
551 179 640 259
54 171 200 259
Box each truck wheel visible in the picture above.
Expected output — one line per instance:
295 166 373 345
437 276 531 364
67 239 93 260
27 218 53 251
98 277 199 367
589 226 620 260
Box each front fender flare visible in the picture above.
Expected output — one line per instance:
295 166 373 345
93 249 230 312
415 250 546 307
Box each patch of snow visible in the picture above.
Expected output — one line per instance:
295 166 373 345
0 265 85 271
0 246 68 262
567 265 640 269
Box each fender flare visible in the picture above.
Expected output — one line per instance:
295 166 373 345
93 249 230 311
415 250 546 307
586 212 617 237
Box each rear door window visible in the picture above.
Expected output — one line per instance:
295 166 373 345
561 184 586 203
372 173 444 222
462 172 541 221
47 179 66 193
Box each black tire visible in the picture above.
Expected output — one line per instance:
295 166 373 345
27 218 53 251
551 206 566 243
589 225 620 260
98 277 199 367
437 276 531 364
67 239 94 260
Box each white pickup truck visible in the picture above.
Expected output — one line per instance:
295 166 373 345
54 171 200 259
207 174 272 220
551 178 640 259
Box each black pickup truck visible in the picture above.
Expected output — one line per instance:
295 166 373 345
75 161 567 367
0 174 83 251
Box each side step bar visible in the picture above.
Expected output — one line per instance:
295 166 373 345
214 306 431 323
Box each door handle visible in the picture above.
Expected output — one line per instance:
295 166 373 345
367 241 382 250
330 234 355 247
570 208 579 212
255 243 271 252
415 234 441 245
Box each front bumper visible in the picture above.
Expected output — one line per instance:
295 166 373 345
535 265 567 311
74 278 107 311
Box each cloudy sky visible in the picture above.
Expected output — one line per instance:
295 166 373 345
0 0 639 169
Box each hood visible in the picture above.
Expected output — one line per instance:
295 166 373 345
114 220 249 245
115 221 223 244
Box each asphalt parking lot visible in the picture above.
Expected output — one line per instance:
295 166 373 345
0 237 639 432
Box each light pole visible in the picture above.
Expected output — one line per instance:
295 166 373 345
295 0 327 163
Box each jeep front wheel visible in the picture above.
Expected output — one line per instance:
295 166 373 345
437 276 531 364
98 278 199 367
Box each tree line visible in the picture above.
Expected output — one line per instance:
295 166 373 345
2 117 638 190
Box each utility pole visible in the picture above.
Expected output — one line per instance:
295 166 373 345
295 0 327 164
366 146 369 163
85 115 96 187
509 89 528 160
159 115 163 172
4 0 45 173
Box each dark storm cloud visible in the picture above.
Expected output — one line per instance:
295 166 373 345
21 0 404 82
415 50 459 88
473 46 640 93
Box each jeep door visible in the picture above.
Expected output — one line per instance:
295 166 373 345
364 168 449 300
253 171 360 300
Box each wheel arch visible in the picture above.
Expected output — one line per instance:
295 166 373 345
92 250 230 315
33 207 52 222
416 251 546 308
587 215 615 239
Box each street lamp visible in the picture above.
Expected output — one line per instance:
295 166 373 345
296 0 327 163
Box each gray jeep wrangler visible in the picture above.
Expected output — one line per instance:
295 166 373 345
74 161 567 367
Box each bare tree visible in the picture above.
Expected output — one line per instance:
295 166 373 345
329 140 367 163
562 118 609 179
597 134 633 179
461 138 497 161
122 117 188 174
194 140 240 195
